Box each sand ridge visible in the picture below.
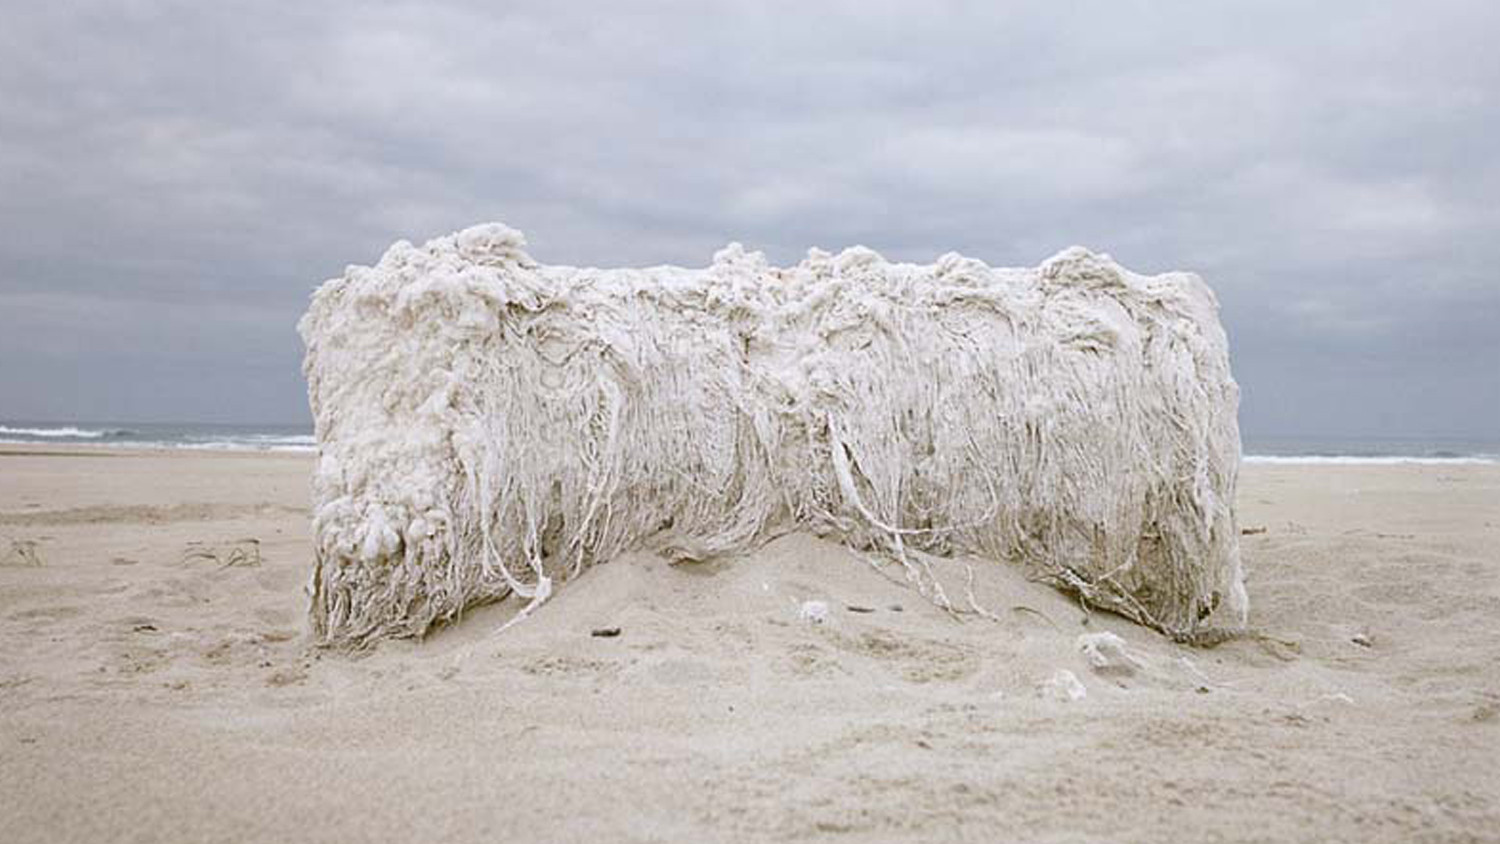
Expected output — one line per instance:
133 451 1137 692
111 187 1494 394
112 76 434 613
1 450 1497 842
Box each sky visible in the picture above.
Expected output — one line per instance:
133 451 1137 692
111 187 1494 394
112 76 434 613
1 1 1496 439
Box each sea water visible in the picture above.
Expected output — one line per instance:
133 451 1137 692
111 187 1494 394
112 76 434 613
1 421 1494 463
0 421 315 452
1240 434 1499 464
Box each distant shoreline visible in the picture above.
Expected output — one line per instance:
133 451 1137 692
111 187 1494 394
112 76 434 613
1 439 1493 465
4 421 1496 462
0 443 311 459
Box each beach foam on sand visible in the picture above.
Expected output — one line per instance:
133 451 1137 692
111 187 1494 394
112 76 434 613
1 448 1496 842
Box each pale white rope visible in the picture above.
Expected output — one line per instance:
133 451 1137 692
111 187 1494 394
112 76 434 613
301 223 1246 647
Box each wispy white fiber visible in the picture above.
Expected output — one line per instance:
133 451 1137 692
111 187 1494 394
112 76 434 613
300 224 1245 647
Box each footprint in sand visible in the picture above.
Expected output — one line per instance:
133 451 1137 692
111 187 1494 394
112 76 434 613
9 605 84 622
823 628 980 684
181 538 261 568
517 654 620 679
1 538 45 567
785 642 846 678
266 667 309 687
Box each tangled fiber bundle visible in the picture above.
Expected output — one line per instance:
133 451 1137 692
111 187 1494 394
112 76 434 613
301 224 1246 648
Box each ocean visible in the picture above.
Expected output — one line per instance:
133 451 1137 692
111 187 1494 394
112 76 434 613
1 421 1495 463
0 421 315 452
1238 434 1499 464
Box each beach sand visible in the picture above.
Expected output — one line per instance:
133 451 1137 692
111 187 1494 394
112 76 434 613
1 448 1496 842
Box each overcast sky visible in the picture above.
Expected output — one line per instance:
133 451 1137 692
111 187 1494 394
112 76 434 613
1 1 1496 439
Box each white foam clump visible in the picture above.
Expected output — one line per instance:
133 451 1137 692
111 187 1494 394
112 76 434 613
1077 631 1144 674
1038 669 1088 702
299 222 1246 647
798 600 830 625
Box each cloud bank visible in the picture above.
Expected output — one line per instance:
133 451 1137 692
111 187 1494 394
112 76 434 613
1 1 1496 437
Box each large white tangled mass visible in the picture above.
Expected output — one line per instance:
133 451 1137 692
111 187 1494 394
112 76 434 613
300 223 1246 648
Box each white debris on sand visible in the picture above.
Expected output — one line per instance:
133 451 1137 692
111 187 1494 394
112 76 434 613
798 600 830 625
1038 669 1088 702
300 222 1245 647
1077 631 1144 675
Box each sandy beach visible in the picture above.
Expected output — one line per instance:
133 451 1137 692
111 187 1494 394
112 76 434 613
1 447 1496 843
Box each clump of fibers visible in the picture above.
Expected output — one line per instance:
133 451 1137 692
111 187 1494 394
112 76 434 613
299 223 1246 648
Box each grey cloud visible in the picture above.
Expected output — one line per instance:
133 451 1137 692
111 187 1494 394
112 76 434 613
0 0 1496 436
